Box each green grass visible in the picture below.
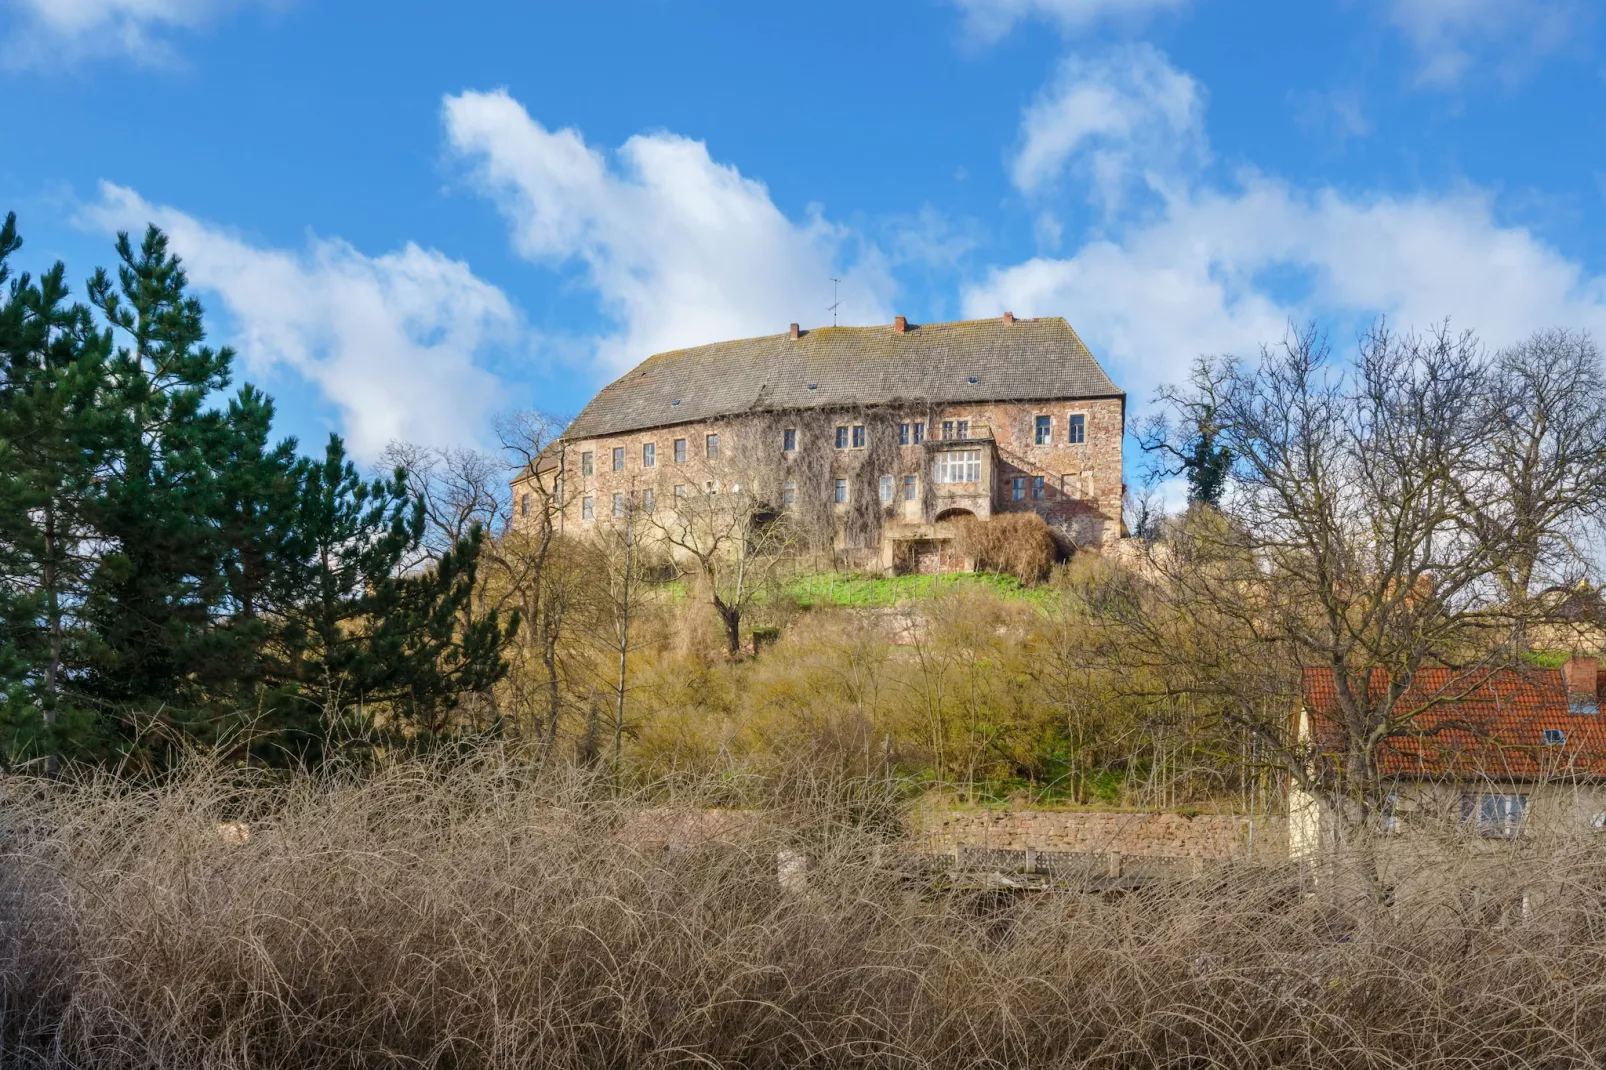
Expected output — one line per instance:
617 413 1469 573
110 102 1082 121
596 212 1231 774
786 571 1044 609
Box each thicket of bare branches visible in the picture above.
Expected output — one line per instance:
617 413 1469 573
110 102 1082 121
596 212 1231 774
2 753 1606 1069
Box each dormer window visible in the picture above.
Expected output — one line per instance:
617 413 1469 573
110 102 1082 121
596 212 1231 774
1544 728 1567 746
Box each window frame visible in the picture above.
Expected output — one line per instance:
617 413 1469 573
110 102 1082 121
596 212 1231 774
1011 476 1026 501
612 492 626 518
1463 793 1529 838
783 427 797 451
898 422 910 446
642 442 656 468
705 433 720 459
913 422 925 444
611 447 625 473
674 438 687 464
1067 412 1087 445
879 474 894 503
833 478 848 503
581 495 594 520
835 426 850 449
933 449 982 484
852 425 866 449
580 451 594 477
1032 475 1045 500
903 475 918 501
781 480 797 506
1034 414 1052 446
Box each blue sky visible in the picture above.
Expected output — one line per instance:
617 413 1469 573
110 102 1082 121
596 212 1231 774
3 0 1604 467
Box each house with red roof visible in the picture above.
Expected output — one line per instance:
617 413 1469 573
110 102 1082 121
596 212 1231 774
1292 656 1606 860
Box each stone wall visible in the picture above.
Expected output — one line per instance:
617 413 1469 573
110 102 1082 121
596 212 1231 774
917 808 1289 861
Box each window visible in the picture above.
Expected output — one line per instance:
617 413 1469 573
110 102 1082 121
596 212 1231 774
581 495 594 520
834 478 848 503
783 428 797 451
1544 728 1567 746
581 451 594 477
1068 413 1086 444
1380 793 1400 834
880 475 894 503
705 433 720 459
852 425 866 448
933 450 982 484
1035 415 1052 445
941 420 954 440
642 442 656 467
782 480 796 506
554 475 563 501
957 420 969 439
612 447 625 472
899 422 911 445
641 487 655 513
674 484 688 498
903 475 917 500
674 438 687 464
1463 793 1528 838
913 422 925 444
835 426 849 449
1011 476 1026 501
520 493 531 517
612 492 625 518
1032 475 1045 500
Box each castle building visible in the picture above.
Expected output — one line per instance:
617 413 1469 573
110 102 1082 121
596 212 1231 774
512 314 1125 571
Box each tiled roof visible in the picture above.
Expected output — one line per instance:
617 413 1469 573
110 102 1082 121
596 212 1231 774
564 317 1123 441
1302 666 1606 780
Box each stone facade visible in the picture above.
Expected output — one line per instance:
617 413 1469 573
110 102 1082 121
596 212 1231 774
513 396 1125 566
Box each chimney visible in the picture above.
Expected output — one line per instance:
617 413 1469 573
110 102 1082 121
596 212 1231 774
789 322 800 340
1564 655 1599 701
1002 311 1015 325
893 315 907 333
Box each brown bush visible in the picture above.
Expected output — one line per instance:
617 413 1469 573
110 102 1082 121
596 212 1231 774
954 512 1059 583
4 753 1606 1069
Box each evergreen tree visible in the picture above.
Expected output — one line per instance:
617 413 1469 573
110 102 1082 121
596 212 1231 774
0 213 114 764
1184 405 1231 507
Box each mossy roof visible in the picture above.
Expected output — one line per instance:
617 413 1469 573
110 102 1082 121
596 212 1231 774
564 316 1123 441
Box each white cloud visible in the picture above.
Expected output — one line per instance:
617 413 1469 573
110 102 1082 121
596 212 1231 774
2 0 266 67
974 47 1606 407
442 89 893 377
80 182 519 458
1011 44 1205 211
1385 0 1583 86
952 0 1191 40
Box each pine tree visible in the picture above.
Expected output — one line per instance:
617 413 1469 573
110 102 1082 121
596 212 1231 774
0 213 114 765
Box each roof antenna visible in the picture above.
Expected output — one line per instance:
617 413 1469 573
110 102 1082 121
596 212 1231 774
828 277 841 327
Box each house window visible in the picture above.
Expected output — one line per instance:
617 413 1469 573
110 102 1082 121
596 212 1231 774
933 450 982 484
834 478 848 503
674 438 687 464
1011 476 1026 501
705 433 719 459
836 426 849 449
1463 793 1528 838
643 442 656 467
903 475 917 500
674 484 688 498
783 428 797 451
1035 415 1052 445
852 425 866 448
941 420 954 440
612 447 625 472
581 495 594 520
1544 728 1567 746
1032 475 1045 500
612 492 626 518
554 475 563 501
1380 793 1400 834
880 475 894 503
913 422 925 444
899 423 911 445
1068 413 1086 444
520 493 531 517
957 420 969 439
782 480 796 506
641 487 655 513
581 451 594 476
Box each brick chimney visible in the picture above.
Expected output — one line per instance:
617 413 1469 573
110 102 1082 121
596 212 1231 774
893 315 907 333
1002 311 1015 325
1564 655 1599 698
789 322 800 340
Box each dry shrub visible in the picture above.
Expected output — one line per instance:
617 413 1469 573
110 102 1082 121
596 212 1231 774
4 753 1606 1069
954 512 1058 583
